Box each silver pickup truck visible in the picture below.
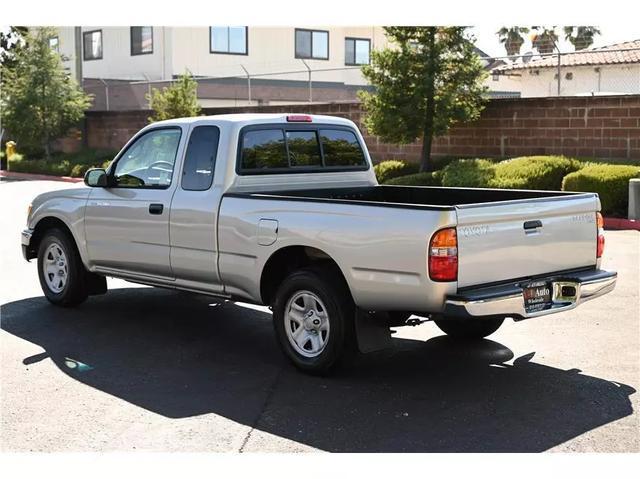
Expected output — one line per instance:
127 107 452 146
22 113 617 373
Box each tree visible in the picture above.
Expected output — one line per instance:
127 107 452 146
1 27 92 159
147 72 201 122
359 27 487 172
531 26 559 54
564 26 601 51
497 27 529 56
0 26 28 69
498 26 601 56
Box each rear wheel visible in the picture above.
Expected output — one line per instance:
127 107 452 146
37 228 89 307
273 266 355 374
434 317 504 339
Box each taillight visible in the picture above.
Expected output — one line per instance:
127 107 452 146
429 227 458 282
596 212 605 258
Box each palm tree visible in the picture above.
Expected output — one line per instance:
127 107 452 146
531 26 559 54
497 27 530 56
564 26 601 51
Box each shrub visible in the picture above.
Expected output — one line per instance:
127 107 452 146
7 149 117 177
385 170 442 186
562 164 640 217
492 156 583 190
440 159 496 187
374 160 419 183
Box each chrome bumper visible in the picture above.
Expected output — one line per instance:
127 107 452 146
443 269 617 320
21 228 34 261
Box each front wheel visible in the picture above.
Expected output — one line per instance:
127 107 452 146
37 228 89 307
434 317 504 339
272 266 355 374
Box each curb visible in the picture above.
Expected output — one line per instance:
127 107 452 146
0 171 84 183
604 217 640 231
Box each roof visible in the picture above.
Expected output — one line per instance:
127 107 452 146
493 39 640 72
150 113 356 127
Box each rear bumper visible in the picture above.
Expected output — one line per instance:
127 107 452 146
443 269 617 320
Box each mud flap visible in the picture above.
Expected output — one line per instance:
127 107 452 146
85 272 107 295
355 309 393 353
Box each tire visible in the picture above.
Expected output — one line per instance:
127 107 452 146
434 317 504 339
37 228 89 307
273 265 355 374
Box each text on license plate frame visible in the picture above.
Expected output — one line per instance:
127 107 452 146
523 281 552 312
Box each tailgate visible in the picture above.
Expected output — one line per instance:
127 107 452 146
455 193 599 288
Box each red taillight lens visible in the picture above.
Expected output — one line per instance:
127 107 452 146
429 227 458 282
286 114 313 122
596 212 605 258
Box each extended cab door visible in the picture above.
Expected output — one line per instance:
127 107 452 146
168 125 224 293
84 126 185 279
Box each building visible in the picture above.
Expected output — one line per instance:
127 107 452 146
51 26 388 109
490 40 640 97
48 27 517 110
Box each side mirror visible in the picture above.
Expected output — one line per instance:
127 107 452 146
84 168 108 187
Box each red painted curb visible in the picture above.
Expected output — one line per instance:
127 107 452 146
604 217 640 231
0 171 83 183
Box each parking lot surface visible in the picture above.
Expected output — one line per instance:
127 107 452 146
1 180 638 452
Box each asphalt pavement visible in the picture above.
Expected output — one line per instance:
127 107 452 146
1 180 638 452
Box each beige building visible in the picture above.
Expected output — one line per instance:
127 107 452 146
490 40 640 97
51 26 388 109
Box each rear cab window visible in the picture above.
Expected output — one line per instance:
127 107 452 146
238 124 368 174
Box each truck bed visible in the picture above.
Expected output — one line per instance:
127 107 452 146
224 184 600 289
228 185 587 209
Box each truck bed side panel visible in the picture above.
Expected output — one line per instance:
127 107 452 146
217 196 457 311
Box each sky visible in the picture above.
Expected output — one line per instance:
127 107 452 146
472 24 640 58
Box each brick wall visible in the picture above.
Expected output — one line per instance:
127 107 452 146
83 95 640 162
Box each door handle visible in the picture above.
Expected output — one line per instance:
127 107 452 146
523 220 542 230
149 203 164 215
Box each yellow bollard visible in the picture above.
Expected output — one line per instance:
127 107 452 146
6 141 16 158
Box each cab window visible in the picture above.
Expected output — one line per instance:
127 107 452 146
181 126 220 191
113 128 181 188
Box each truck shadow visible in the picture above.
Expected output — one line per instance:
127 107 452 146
1 287 635 452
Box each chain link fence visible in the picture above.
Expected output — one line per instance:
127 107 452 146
486 45 640 98
83 46 640 111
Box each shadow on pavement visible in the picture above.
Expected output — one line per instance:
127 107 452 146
1 287 635 452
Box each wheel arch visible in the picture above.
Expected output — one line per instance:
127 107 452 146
259 245 352 306
28 216 83 263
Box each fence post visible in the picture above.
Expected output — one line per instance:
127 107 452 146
301 59 312 103
99 78 110 111
557 51 561 96
240 65 252 105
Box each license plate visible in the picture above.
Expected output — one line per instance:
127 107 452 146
523 281 552 313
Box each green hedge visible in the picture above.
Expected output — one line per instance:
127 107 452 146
374 160 419 184
562 164 640 217
8 149 116 177
385 171 442 186
440 159 496 187
492 156 582 190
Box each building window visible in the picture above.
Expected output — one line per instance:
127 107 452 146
345 38 370 65
295 29 329 60
49 37 59 53
83 30 102 61
131 26 153 56
210 27 248 55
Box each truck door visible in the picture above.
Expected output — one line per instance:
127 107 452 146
84 127 184 279
169 125 224 293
